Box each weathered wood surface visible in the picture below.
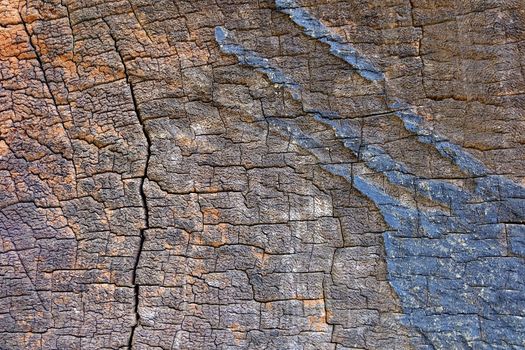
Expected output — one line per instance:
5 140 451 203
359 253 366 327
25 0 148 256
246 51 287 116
1 0 524 349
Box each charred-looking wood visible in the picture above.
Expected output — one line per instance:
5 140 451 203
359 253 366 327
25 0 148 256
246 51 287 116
1 0 524 349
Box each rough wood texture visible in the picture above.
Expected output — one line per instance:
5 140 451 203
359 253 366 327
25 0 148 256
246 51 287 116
1 0 524 349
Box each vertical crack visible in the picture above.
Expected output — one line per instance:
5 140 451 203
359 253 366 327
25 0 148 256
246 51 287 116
16 9 76 312
102 17 151 349
19 11 57 113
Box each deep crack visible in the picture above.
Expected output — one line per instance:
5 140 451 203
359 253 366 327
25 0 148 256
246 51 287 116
102 17 151 349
